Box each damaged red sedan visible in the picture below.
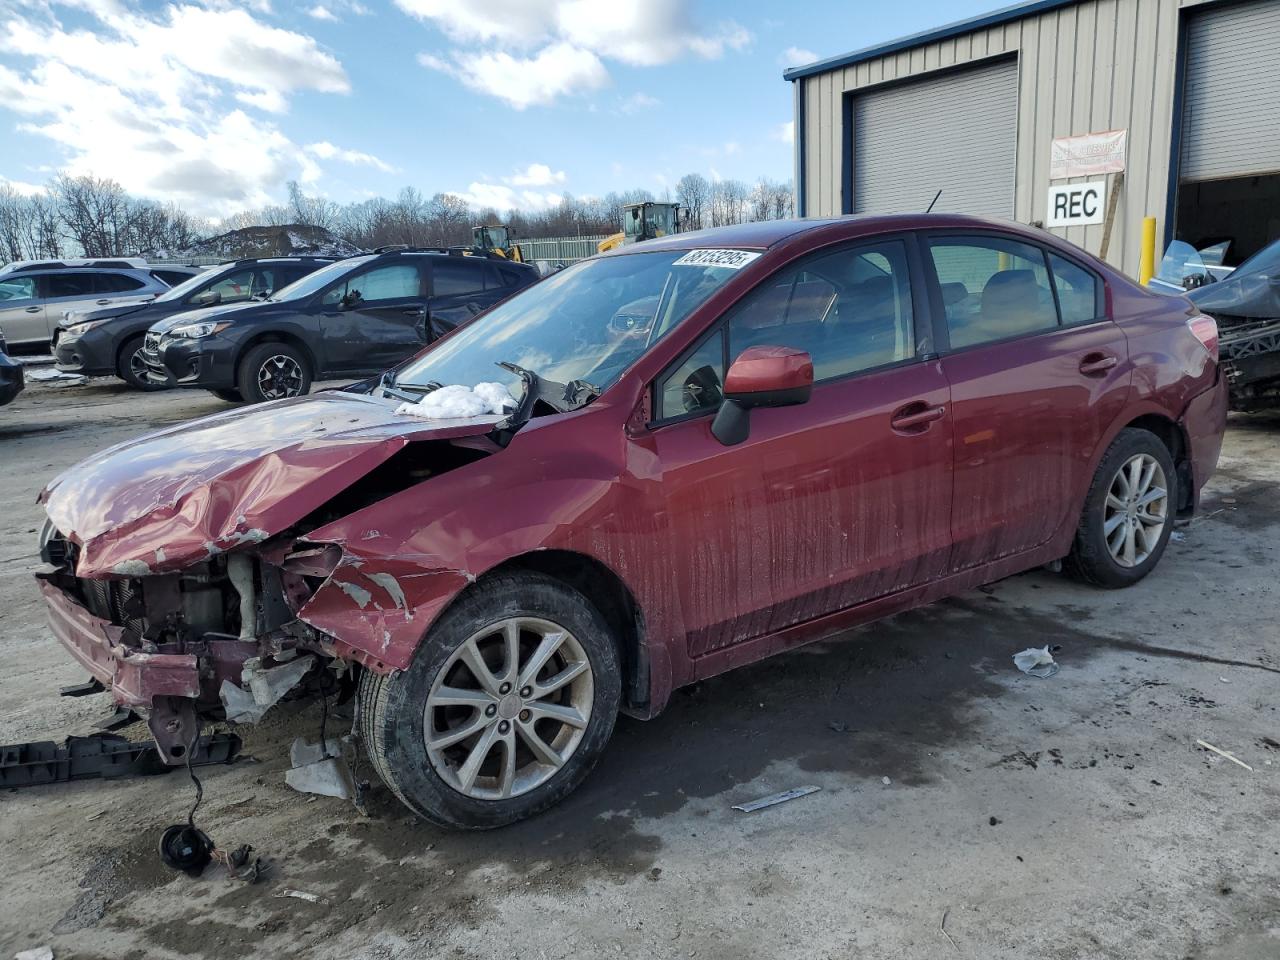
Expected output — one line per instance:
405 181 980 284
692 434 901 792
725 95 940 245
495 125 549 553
36 215 1226 828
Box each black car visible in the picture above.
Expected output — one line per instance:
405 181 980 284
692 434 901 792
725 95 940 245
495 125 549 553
142 248 539 404
0 327 24 407
55 257 336 389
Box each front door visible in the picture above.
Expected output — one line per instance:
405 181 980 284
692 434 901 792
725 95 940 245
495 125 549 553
0 274 44 347
427 259 500 336
317 261 429 374
646 238 953 658
923 232 1131 571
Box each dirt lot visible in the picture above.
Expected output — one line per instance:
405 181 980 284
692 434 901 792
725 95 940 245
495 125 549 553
0 376 1277 960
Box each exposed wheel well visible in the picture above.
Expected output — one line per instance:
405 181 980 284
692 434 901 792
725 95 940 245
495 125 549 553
481 551 648 713
1122 414 1193 516
235 331 317 379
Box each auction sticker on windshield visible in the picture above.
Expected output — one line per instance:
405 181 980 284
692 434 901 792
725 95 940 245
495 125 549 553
672 249 762 269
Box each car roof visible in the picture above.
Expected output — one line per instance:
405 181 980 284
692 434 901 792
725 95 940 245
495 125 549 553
611 213 1066 255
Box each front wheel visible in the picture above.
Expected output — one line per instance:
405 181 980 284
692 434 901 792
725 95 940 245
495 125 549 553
1066 428 1177 588
358 573 621 829
116 335 164 391
236 342 311 404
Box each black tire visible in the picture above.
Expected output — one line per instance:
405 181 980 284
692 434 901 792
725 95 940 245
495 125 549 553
236 341 311 404
208 388 243 402
358 572 622 829
1065 427 1177 588
116 335 164 391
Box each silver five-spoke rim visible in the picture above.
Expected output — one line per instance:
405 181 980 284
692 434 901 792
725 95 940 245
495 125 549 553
425 617 594 800
129 347 148 383
257 354 303 399
1104 453 1168 568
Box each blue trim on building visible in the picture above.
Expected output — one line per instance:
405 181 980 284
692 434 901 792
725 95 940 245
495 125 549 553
1164 8 1191 249
782 0 1080 81
796 80 807 217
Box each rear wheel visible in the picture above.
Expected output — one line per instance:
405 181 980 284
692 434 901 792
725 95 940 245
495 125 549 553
358 573 621 829
116 335 163 391
236 342 311 404
1066 428 1176 588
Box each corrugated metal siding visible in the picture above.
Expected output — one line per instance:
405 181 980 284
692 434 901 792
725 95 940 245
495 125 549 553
1180 0 1280 182
797 0 1225 278
852 59 1018 217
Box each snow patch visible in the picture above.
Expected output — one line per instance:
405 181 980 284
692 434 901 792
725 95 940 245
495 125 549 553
111 559 151 576
396 382 516 420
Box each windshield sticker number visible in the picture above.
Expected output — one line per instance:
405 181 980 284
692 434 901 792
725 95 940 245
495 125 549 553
672 249 762 269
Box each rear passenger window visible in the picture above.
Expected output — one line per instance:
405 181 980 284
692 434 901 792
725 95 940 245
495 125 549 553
45 273 97 298
929 237 1057 348
94 273 146 293
432 260 486 297
1049 253 1102 324
728 241 915 384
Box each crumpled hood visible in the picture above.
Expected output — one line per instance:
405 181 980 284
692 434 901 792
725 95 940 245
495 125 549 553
62 296 155 326
149 299 266 334
40 390 505 578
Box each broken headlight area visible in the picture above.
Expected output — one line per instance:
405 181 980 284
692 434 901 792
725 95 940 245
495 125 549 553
36 523 351 764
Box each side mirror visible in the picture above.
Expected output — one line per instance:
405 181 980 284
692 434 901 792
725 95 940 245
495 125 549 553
192 289 221 306
339 290 363 310
711 345 813 446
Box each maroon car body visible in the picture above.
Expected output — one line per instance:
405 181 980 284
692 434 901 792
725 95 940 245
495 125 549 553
36 214 1226 824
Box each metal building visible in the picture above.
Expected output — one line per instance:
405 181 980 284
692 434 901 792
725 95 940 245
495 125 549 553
786 0 1280 277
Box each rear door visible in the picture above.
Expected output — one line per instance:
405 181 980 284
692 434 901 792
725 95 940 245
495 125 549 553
923 232 1130 571
317 259 428 374
41 271 105 338
0 274 45 347
427 259 502 337
646 237 953 657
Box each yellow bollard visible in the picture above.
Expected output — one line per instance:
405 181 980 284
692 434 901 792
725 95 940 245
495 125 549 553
1139 216 1157 285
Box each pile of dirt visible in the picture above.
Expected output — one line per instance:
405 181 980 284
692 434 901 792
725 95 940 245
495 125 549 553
178 224 362 260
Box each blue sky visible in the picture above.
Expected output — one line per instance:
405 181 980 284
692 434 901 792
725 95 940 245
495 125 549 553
0 0 1003 219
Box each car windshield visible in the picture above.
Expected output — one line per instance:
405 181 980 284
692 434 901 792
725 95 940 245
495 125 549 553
154 265 226 302
393 250 744 400
270 256 373 302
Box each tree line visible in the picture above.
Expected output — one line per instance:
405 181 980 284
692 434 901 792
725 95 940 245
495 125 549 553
0 172 795 261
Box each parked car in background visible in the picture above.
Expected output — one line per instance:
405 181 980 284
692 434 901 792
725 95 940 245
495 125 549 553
1152 237 1280 411
37 215 1225 828
141 248 539 403
0 258 199 352
56 257 336 390
0 327 23 407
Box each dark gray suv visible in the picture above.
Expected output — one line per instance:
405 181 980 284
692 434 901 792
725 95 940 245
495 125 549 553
0 259 199 351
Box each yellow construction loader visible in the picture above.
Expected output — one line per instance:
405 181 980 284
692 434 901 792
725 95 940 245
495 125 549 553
471 224 524 262
597 201 683 254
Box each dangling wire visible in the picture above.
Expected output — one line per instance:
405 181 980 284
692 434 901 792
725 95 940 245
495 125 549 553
185 721 204 830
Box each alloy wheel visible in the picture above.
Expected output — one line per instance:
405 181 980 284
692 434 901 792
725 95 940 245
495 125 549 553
128 347 149 384
424 617 594 800
1104 453 1168 568
256 354 304 400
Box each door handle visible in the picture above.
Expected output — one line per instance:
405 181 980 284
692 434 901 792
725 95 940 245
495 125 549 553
25 306 41 313
1079 352 1118 375
402 308 425 317
890 401 946 433
96 299 111 305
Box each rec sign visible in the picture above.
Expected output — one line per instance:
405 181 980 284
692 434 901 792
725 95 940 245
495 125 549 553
1045 180 1107 228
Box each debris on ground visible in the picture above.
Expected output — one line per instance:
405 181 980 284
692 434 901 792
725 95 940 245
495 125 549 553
211 844 263 883
15 947 54 960
0 733 241 787
274 889 331 905
24 369 86 386
731 785 821 812
1195 739 1253 771
827 720 853 733
1171 531 1187 543
284 736 355 800
881 776 892 786
1012 645 1060 678
395 382 515 419
219 655 315 724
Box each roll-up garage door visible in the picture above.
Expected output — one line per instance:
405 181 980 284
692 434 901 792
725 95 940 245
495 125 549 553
853 58 1017 218
1180 0 1280 183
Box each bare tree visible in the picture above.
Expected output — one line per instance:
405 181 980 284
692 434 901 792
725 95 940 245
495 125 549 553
676 173 710 230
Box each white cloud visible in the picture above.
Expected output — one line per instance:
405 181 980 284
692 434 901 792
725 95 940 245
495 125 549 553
779 46 818 67
307 5 338 21
0 176 45 197
723 141 741 156
305 141 395 173
307 1 369 22
505 163 565 187
418 43 608 110
773 121 795 145
617 91 659 114
0 3 354 215
451 182 562 213
406 0 750 107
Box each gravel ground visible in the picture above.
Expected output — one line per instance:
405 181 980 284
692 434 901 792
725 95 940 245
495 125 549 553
0 376 1277 960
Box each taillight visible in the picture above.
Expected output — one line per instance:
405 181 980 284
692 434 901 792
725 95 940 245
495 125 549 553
1187 313 1219 361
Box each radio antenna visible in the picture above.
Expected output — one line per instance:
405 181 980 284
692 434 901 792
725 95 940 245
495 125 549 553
925 190 943 214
